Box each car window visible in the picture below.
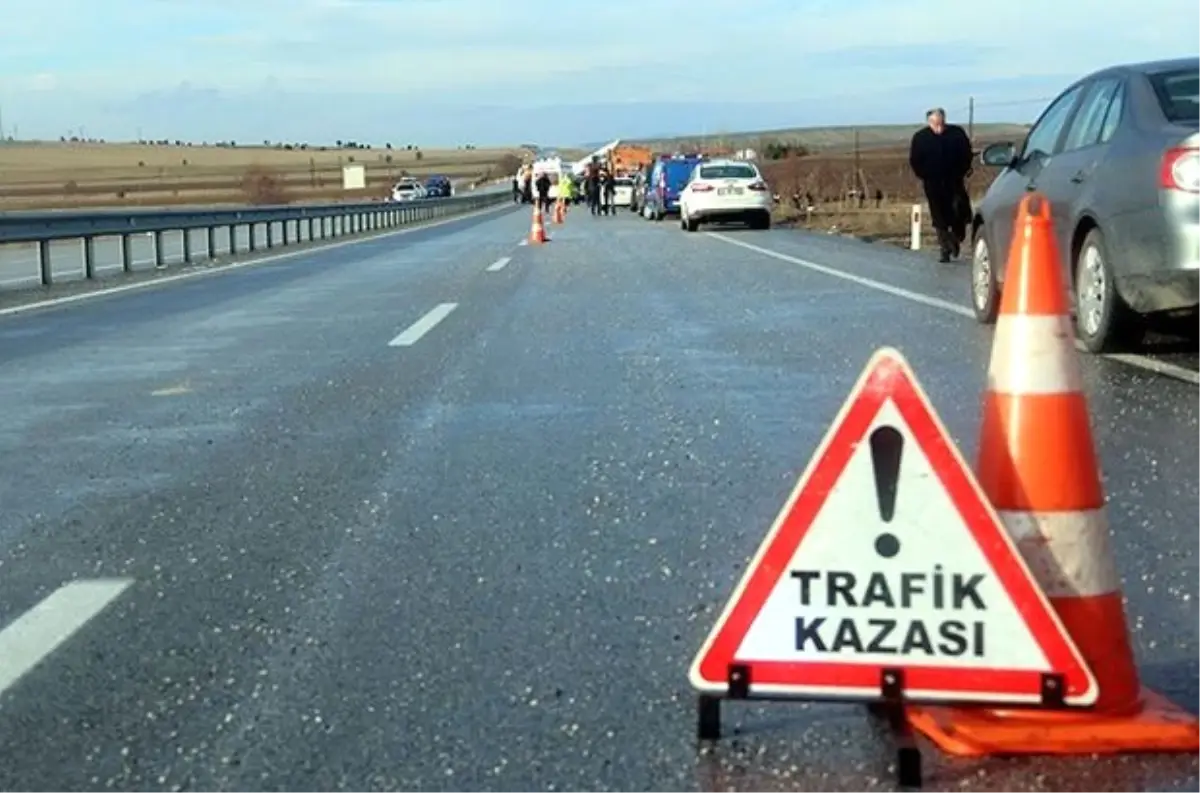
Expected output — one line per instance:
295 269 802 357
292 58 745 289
1063 78 1123 151
699 164 759 179
1148 68 1200 123
1022 84 1085 159
1097 82 1125 143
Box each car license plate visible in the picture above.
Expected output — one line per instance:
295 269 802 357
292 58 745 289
718 187 744 196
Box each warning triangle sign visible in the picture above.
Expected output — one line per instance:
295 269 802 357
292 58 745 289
689 348 1097 706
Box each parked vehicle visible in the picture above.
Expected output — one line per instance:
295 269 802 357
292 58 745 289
642 154 706 220
678 159 773 231
611 177 634 208
970 57 1199 352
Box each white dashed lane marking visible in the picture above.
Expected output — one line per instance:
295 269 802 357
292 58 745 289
0 579 134 699
388 303 458 347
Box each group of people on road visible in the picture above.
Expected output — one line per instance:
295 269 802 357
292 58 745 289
908 106 974 263
511 160 618 217
510 157 620 218
582 157 618 216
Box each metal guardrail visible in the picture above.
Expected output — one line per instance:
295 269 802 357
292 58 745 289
0 191 511 287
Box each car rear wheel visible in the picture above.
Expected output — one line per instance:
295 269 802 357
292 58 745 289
1074 227 1143 353
683 212 699 232
970 227 1000 325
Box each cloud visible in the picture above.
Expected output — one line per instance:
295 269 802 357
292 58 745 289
0 0 1195 143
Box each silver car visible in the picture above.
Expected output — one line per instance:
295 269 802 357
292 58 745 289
970 57 1199 352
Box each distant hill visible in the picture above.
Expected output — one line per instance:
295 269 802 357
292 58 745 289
579 122 1031 154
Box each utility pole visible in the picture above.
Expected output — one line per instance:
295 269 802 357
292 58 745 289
967 96 975 141
853 128 861 197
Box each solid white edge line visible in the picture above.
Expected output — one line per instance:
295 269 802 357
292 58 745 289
0 202 513 319
388 302 458 347
0 578 134 698
518 239 528 246
486 256 512 272
706 231 1200 387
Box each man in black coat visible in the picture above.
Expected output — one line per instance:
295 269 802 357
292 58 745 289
535 171 552 214
909 107 974 262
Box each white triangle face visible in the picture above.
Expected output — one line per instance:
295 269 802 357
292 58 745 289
736 399 1051 673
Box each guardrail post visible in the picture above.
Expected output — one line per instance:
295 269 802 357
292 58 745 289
83 236 96 280
227 225 236 256
38 239 52 286
249 223 259 252
121 233 133 273
154 230 166 268
207 227 217 260
266 221 275 249
182 229 193 264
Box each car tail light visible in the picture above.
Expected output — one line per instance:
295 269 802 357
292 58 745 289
1160 147 1200 192
692 183 714 192
747 180 768 191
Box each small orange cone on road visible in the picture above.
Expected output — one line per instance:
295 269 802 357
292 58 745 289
529 204 549 244
553 197 566 225
906 193 1199 756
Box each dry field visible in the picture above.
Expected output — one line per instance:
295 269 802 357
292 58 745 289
0 142 529 210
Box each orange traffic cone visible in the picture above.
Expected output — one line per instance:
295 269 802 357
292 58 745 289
906 193 1199 756
529 204 549 244
553 198 565 225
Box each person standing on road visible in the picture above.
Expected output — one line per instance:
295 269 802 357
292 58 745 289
512 175 521 204
535 171 552 214
908 107 974 263
602 169 616 216
585 158 601 215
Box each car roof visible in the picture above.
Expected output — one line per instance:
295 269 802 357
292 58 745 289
699 159 756 168
1084 56 1198 81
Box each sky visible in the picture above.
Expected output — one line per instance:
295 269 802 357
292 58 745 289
1 0 1196 147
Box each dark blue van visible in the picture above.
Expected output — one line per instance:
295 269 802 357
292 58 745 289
424 174 453 198
641 154 704 220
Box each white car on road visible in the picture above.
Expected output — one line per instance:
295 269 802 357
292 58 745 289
390 179 426 202
611 176 634 207
678 159 773 231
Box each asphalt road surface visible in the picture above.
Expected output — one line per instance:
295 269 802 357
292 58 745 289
0 205 1196 792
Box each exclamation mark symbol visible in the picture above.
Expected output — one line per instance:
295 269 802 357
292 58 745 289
869 425 904 558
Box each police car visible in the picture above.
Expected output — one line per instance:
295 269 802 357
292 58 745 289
678 158 773 231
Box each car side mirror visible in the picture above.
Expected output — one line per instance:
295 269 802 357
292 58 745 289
981 142 1018 168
